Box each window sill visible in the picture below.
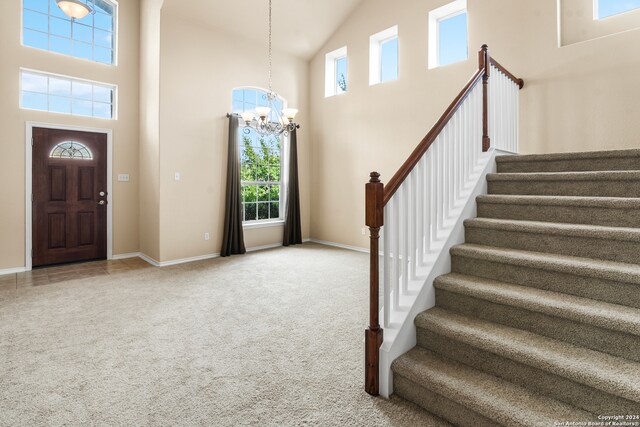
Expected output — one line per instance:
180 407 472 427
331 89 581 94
242 219 285 230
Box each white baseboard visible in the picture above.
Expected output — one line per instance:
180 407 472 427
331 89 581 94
5 239 315 274
111 252 142 260
0 266 27 276
308 238 368 254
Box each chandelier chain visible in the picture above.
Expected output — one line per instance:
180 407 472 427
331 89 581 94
268 0 272 92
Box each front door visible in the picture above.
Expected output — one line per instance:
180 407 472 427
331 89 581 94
32 128 108 267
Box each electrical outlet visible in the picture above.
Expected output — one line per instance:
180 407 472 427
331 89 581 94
361 228 367 236
204 232 210 241
175 172 181 181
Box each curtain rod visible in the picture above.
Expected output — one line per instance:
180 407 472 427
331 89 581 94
226 113 301 129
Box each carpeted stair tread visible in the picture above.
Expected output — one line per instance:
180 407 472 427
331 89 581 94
496 149 640 163
415 308 640 402
450 244 640 285
391 347 592 426
464 217 640 242
434 273 640 336
487 170 640 182
476 194 640 210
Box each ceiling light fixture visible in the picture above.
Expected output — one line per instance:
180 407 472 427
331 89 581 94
55 0 93 20
240 0 299 137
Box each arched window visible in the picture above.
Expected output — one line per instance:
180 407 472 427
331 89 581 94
232 87 284 223
49 141 93 160
22 0 117 65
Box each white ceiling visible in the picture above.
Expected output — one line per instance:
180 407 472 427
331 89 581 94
161 0 364 60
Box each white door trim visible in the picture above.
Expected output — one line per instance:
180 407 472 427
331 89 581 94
25 122 113 271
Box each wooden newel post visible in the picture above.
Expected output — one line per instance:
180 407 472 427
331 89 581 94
365 171 384 396
480 44 491 152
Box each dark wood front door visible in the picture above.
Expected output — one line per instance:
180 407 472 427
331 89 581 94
32 128 107 267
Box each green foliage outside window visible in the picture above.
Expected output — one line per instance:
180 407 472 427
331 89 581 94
241 133 281 221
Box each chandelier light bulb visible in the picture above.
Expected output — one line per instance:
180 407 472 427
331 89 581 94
282 108 298 121
240 112 254 124
255 107 271 118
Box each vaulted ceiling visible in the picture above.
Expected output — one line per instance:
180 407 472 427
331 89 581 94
161 0 364 60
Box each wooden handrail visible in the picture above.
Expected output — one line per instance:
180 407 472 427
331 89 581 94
364 45 523 397
383 68 484 206
490 57 524 89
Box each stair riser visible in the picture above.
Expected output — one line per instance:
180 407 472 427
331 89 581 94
416 328 640 415
465 226 640 264
497 158 640 173
435 288 640 362
393 375 499 427
477 202 640 228
451 254 640 309
488 180 640 197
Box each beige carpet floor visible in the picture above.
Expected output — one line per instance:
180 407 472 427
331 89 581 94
0 243 449 426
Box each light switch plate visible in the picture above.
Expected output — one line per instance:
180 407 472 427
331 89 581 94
118 174 130 182
175 172 181 181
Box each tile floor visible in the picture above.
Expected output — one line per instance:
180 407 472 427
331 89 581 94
0 257 153 291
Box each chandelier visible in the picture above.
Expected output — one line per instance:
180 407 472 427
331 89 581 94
56 0 93 19
239 0 299 137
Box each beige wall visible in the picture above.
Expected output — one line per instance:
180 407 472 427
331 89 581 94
308 0 640 250
0 0 140 270
139 0 162 261
157 12 311 262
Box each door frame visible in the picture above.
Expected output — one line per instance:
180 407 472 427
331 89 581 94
25 122 113 271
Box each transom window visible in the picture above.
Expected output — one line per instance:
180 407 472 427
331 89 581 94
325 46 348 97
428 0 468 69
22 0 117 65
49 141 93 159
370 26 399 85
20 69 116 119
595 0 640 19
232 88 283 223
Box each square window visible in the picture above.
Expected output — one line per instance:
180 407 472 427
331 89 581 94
49 77 71 97
22 0 116 64
50 17 71 38
325 46 347 97
595 0 640 19
94 47 113 65
50 35 72 55
24 9 48 32
369 26 399 85
22 91 48 110
23 28 49 50
428 0 468 69
49 95 71 114
24 0 48 13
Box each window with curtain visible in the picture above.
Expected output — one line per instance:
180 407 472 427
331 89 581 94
231 88 284 223
22 0 117 65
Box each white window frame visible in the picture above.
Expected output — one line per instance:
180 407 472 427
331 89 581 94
369 26 399 86
325 46 348 97
20 68 118 120
21 0 119 66
428 0 468 69
593 0 640 19
231 87 287 227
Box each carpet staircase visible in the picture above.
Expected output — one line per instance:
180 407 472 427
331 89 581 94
391 149 640 426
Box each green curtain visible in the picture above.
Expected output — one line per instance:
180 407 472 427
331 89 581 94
283 128 302 246
221 115 246 256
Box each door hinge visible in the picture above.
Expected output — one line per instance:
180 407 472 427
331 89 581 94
31 249 33 258
31 138 34 147
31 193 34 203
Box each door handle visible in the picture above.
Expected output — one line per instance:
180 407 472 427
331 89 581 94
98 200 106 205
99 191 107 197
